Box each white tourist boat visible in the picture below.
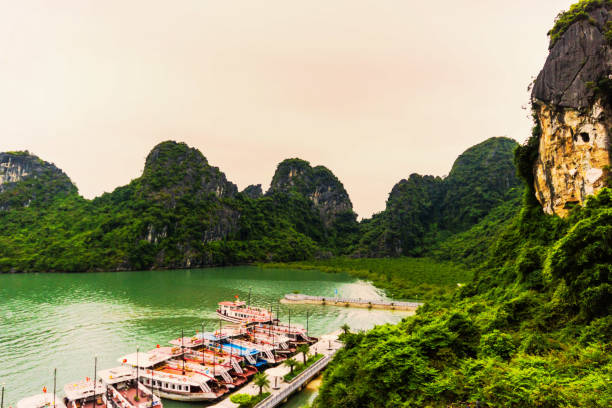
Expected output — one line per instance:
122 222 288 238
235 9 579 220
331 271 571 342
97 366 161 408
118 350 228 402
17 393 67 408
63 379 108 408
216 299 274 324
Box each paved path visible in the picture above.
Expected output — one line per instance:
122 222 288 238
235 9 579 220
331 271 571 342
210 331 343 408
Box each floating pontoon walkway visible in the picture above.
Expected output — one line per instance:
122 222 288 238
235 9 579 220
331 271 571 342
281 293 422 310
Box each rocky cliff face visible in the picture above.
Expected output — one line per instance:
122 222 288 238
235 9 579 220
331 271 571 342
531 2 612 216
139 141 238 204
0 151 76 210
268 158 354 226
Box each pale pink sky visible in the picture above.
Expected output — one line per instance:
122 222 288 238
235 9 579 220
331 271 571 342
0 0 574 218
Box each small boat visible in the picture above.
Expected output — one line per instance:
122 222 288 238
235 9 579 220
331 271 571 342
17 393 67 408
63 379 108 408
118 350 227 402
216 299 274 324
97 366 162 408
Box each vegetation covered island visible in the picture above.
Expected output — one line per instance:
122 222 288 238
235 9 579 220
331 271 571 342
0 1 611 407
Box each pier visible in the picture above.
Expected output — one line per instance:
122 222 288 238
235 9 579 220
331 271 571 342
211 332 343 408
280 293 422 311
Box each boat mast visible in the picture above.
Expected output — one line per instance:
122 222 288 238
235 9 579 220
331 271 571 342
136 346 140 393
181 329 185 375
1 382 4 408
92 357 97 407
247 288 252 307
288 308 291 336
53 368 57 408
201 322 205 366
306 311 309 337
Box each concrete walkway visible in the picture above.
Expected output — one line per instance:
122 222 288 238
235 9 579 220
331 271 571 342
210 331 343 408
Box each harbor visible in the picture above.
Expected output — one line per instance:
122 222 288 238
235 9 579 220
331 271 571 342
281 293 423 311
0 267 410 408
8 297 343 408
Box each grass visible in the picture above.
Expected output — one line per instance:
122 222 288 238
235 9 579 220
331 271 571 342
263 257 472 300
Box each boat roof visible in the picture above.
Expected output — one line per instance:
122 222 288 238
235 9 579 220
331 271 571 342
97 366 135 385
63 380 106 401
219 300 245 306
17 394 67 408
118 351 170 368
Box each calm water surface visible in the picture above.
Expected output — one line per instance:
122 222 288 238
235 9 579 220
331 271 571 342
0 266 411 407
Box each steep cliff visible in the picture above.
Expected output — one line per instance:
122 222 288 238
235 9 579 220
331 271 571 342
0 151 76 210
531 0 612 216
268 158 355 227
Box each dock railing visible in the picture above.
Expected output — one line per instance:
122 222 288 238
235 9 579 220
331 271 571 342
254 350 336 408
284 293 422 308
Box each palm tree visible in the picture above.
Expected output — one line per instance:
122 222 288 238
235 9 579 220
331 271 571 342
253 372 270 395
284 358 298 374
296 344 310 364
340 323 350 335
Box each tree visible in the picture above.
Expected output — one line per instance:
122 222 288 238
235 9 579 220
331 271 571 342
340 323 351 335
297 344 310 364
284 357 298 374
253 372 270 395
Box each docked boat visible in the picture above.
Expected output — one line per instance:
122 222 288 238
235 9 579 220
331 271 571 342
63 379 108 408
256 323 316 344
216 299 274 324
17 393 67 408
97 366 161 408
118 350 227 402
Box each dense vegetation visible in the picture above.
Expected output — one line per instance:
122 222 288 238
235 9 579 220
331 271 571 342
0 136 518 272
354 137 522 257
264 257 472 300
314 187 612 408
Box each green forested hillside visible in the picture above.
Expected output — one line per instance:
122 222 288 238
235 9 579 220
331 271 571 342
355 137 521 257
314 187 612 408
0 137 517 272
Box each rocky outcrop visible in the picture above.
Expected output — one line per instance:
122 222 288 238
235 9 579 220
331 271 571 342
531 3 612 216
0 151 76 210
533 101 611 216
242 184 263 199
140 141 238 205
268 158 354 226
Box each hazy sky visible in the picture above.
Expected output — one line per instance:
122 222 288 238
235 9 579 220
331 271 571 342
0 0 574 218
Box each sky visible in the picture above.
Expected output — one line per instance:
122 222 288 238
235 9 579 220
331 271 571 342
0 0 575 218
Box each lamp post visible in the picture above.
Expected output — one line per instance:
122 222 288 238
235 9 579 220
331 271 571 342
1 382 5 408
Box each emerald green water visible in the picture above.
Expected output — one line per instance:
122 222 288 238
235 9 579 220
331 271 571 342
0 267 410 407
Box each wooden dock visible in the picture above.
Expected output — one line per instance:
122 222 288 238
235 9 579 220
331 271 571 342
280 293 422 311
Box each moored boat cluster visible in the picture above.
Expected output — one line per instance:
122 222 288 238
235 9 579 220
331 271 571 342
15 299 317 408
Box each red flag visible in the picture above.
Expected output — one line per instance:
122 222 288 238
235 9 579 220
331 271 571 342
122 359 127 363
42 387 47 393
156 344 160 348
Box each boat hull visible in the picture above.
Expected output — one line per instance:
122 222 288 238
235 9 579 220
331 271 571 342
152 389 220 402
